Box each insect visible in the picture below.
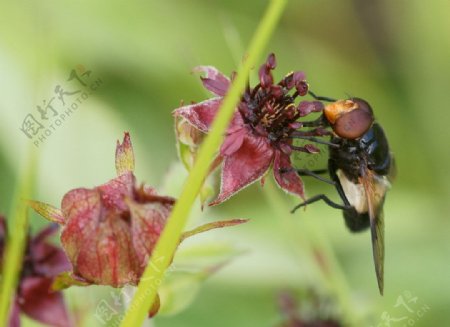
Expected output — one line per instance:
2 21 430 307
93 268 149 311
292 92 396 295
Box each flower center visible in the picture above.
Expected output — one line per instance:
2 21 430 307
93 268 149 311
238 65 308 143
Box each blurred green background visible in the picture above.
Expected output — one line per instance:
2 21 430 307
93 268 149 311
1 0 449 326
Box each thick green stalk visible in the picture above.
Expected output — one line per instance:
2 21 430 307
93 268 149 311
0 150 37 326
119 1 288 326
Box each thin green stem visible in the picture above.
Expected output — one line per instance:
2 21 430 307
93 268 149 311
263 179 363 326
119 1 288 326
0 149 37 326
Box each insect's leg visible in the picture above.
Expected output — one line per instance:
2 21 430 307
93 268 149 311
291 194 349 213
292 160 354 213
328 159 351 207
308 91 337 102
290 135 338 147
301 117 327 127
296 168 328 175
279 167 333 185
295 169 334 185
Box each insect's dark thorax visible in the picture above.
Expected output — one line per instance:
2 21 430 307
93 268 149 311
329 123 391 183
328 123 391 232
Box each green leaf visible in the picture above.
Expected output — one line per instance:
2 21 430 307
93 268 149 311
27 200 64 224
158 257 237 316
157 271 203 316
51 272 90 291
115 132 135 176
175 242 246 275
180 219 248 243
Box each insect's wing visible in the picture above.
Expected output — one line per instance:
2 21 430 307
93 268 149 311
361 170 385 295
370 204 385 295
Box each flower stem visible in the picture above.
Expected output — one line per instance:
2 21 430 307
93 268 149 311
263 178 363 326
119 1 288 326
0 149 37 326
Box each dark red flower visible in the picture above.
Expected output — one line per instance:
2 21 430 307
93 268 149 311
0 216 72 327
174 54 326 205
277 291 342 327
29 133 246 290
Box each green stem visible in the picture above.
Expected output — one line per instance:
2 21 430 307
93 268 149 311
0 150 37 326
119 1 288 326
263 179 363 326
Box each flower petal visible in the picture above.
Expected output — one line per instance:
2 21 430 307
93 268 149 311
173 98 222 133
273 151 305 199
8 299 20 327
298 100 324 117
115 132 135 176
220 127 247 156
61 184 140 287
193 66 230 96
96 172 136 212
127 197 172 275
210 135 274 205
32 223 58 243
31 241 71 277
31 224 68 277
61 187 101 224
175 117 205 149
19 277 71 327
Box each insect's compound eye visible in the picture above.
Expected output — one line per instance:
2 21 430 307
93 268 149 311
324 98 374 139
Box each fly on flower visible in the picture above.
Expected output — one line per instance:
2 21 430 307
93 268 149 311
291 92 395 295
174 53 332 205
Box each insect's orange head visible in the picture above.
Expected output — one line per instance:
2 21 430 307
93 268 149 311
324 98 374 139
